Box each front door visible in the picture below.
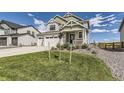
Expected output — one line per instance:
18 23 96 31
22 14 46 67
12 37 18 46
69 33 75 44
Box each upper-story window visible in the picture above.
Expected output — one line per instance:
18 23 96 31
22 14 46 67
50 25 56 31
79 32 82 38
27 30 30 34
32 32 35 36
4 30 9 35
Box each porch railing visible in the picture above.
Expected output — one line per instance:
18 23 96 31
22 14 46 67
73 40 83 46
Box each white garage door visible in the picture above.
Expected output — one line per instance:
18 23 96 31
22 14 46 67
44 36 59 47
38 36 59 47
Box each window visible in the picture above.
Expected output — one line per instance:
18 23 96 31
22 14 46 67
79 32 82 38
4 30 9 35
27 30 30 34
39 37 43 39
46 37 49 39
32 32 34 36
50 25 56 30
54 37 58 38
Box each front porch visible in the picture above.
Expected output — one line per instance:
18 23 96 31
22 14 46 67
63 32 83 46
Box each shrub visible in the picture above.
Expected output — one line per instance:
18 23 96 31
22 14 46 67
62 43 70 49
56 43 66 50
91 50 97 54
60 45 64 50
66 45 76 50
56 43 61 48
75 45 81 49
87 47 91 51
82 44 88 49
51 47 57 50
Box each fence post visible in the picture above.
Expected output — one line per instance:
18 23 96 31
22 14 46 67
113 42 115 50
69 44 72 64
105 43 106 49
48 42 51 61
122 42 124 48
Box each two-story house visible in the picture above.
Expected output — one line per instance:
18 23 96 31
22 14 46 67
38 13 90 47
0 20 40 46
119 18 124 42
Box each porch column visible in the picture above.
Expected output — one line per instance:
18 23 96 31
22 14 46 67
82 29 85 44
62 33 66 44
7 36 11 46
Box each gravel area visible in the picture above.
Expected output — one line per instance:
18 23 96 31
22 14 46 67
74 48 124 80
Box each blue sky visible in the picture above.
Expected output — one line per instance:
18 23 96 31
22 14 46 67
0 12 123 42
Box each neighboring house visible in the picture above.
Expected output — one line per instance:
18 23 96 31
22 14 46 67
0 13 90 47
38 13 90 47
119 18 124 42
0 20 40 46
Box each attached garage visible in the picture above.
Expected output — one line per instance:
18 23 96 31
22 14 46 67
0 37 7 46
38 35 59 47
44 36 59 47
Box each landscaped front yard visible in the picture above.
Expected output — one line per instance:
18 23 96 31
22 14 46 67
0 51 115 80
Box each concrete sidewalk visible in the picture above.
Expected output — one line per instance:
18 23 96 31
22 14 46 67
0 46 48 58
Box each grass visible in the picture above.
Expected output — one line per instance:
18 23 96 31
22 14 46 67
0 51 115 81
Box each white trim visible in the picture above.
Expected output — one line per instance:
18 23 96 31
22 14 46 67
78 31 83 39
63 12 84 21
60 20 86 30
48 15 67 24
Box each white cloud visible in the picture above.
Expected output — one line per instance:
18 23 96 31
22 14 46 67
92 29 109 33
33 18 44 25
28 13 34 17
110 19 121 24
27 13 46 32
111 29 118 33
93 24 108 27
90 14 104 27
107 17 116 21
90 14 116 27
20 24 27 26
103 39 110 42
102 14 115 19
92 28 118 33
33 18 46 32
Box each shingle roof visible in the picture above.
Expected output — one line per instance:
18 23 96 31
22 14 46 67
0 20 24 29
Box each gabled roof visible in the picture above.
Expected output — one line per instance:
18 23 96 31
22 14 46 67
17 25 41 33
47 18 61 25
119 18 124 32
60 20 87 30
63 12 84 21
0 20 24 29
48 15 67 24
0 20 41 33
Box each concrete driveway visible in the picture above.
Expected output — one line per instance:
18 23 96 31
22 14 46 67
0 46 48 58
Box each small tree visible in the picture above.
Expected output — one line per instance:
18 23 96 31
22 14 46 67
48 42 51 61
69 44 72 64
58 32 63 62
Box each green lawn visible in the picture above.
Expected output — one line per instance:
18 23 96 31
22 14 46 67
0 51 115 81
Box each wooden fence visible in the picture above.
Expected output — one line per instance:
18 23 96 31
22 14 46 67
98 42 124 49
